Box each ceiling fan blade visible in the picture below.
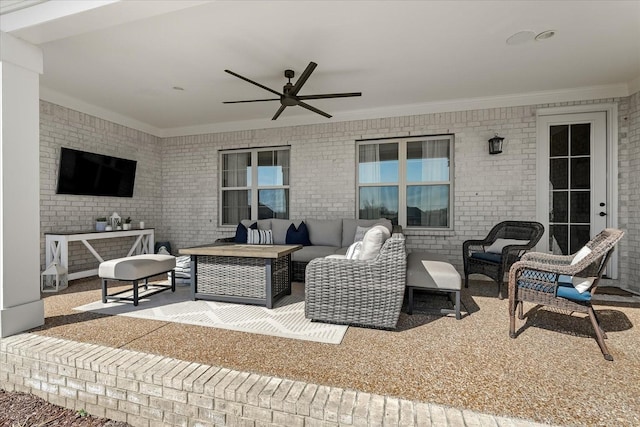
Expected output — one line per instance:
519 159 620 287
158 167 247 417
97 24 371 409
272 105 287 120
297 101 332 118
224 70 282 97
296 92 362 100
223 98 280 104
289 62 317 96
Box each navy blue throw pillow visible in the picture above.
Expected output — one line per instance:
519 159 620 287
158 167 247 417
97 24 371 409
235 222 257 243
286 221 312 246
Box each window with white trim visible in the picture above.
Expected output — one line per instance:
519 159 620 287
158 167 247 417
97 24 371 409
220 147 290 225
357 135 453 229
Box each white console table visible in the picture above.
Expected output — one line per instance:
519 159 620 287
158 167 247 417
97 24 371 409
45 229 155 281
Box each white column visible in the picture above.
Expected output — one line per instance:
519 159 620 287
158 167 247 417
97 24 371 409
0 31 44 337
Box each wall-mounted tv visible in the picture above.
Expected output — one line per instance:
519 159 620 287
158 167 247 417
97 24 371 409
56 148 137 197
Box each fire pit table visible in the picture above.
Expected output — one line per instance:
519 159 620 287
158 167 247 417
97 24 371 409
178 244 301 308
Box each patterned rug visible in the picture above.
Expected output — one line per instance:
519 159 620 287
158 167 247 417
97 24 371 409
73 285 347 344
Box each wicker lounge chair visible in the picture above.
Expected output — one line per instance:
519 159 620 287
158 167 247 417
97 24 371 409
508 228 624 361
462 221 544 299
305 234 406 329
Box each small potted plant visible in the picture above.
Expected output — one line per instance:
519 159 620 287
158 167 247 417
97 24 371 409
123 217 132 230
96 217 108 232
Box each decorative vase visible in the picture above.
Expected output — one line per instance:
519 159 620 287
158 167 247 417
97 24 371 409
123 223 131 230
105 225 113 231
96 221 107 232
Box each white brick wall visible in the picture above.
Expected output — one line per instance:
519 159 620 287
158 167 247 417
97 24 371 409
39 95 639 292
39 101 163 271
160 102 611 279
619 92 640 289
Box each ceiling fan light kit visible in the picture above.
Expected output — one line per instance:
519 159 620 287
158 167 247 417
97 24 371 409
223 62 362 120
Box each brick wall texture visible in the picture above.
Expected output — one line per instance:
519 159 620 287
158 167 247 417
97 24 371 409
620 91 640 288
39 94 639 292
39 102 163 275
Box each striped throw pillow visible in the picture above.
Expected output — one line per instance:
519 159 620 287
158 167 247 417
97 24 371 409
247 229 273 245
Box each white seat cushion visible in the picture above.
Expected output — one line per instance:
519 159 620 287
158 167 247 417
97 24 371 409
406 252 461 290
99 254 176 281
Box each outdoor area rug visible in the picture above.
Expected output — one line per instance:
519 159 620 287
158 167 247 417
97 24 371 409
73 285 347 344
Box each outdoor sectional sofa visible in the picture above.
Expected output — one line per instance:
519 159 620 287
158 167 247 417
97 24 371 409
219 218 394 281
305 232 407 329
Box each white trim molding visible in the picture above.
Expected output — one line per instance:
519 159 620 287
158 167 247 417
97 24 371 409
40 83 632 138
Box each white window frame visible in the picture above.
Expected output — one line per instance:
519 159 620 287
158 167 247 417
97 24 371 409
219 146 290 226
356 135 454 230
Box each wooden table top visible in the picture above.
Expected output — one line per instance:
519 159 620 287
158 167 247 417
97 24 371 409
178 244 302 259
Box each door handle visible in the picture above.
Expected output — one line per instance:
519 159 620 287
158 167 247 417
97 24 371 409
599 212 607 217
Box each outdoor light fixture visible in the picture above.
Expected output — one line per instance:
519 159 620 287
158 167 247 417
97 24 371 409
488 133 504 155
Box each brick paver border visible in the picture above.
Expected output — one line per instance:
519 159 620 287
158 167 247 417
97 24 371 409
1 333 552 426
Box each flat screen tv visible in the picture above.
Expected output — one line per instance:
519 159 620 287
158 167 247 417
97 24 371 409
56 148 137 197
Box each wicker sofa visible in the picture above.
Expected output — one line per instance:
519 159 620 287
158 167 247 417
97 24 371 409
218 218 394 281
305 233 407 329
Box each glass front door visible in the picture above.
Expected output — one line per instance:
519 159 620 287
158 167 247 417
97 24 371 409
538 112 607 255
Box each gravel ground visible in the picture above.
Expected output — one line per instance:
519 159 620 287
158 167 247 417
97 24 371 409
0 389 130 427
19 277 640 426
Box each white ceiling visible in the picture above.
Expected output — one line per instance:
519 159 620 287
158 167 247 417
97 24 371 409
2 0 639 137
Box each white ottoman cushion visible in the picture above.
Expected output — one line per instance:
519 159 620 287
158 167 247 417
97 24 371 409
99 254 176 281
407 252 461 290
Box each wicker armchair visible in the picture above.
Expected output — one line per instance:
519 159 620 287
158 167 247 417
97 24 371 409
463 221 544 299
508 228 624 361
305 234 407 329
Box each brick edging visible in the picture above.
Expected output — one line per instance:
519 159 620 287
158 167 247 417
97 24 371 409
1 333 549 426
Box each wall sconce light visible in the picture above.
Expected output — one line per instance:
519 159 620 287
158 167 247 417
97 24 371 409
488 133 504 155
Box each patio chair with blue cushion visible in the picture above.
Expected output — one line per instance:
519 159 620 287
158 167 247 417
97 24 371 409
508 228 624 361
462 221 544 299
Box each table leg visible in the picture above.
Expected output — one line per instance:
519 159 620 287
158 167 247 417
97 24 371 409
102 279 108 303
190 255 197 300
265 258 273 309
286 254 292 295
133 280 139 306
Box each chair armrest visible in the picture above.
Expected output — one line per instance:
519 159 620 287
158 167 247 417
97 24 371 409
498 241 541 264
507 256 574 303
508 251 589 288
462 239 492 254
306 257 379 283
519 251 573 264
306 236 407 286
509 259 580 277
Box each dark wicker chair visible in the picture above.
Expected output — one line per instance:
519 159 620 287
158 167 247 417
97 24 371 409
508 228 624 361
462 221 544 299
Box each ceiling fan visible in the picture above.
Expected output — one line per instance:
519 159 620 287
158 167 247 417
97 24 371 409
223 62 361 120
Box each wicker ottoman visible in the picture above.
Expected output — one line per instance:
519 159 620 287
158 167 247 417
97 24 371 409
99 254 176 306
406 252 462 319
